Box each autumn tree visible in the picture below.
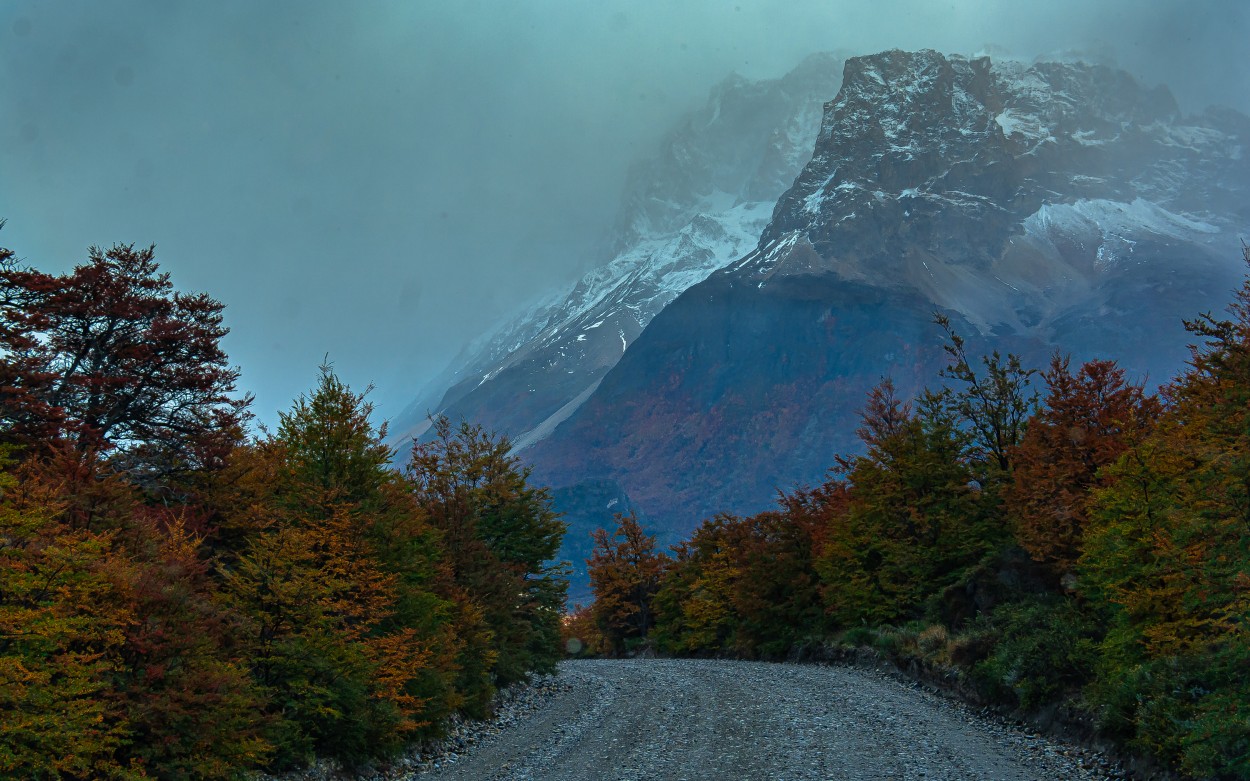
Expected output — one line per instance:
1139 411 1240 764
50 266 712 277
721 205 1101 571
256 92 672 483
0 235 274 777
587 512 668 655
1079 248 1250 776
560 604 603 657
784 477 853 626
0 446 269 779
647 508 823 658
105 504 269 779
407 416 567 703
649 517 734 654
731 509 825 656
1006 355 1159 585
0 449 133 779
0 242 249 478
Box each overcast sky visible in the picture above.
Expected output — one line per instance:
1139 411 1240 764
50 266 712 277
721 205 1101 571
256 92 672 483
2 0 1247 428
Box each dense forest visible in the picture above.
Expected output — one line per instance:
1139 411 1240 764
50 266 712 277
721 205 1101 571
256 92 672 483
576 247 1250 780
0 239 567 778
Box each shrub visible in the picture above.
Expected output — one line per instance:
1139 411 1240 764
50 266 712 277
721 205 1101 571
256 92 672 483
973 599 1100 710
917 624 949 656
840 626 876 648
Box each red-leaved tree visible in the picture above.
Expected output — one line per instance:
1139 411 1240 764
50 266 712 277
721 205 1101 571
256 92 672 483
1006 355 1160 586
0 242 249 477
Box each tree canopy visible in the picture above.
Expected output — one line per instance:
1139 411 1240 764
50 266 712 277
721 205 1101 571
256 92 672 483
0 243 248 477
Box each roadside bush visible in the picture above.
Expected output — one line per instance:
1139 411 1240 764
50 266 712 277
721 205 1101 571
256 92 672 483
839 626 876 648
972 599 1100 710
947 625 996 668
916 624 949 656
1088 646 1250 780
870 627 910 659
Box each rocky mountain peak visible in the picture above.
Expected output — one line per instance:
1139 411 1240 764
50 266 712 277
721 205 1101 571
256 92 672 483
740 50 1245 336
609 51 845 252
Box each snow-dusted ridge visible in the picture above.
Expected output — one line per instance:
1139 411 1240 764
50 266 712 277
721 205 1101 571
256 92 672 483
389 200 781 448
390 53 846 447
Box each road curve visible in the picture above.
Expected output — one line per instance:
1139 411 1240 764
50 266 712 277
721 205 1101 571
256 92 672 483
419 658 1116 781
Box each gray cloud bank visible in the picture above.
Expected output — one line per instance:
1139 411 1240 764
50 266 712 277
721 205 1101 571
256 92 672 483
2 0 1246 425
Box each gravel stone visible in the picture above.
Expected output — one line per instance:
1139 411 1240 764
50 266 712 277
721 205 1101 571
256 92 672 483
267 659 1127 781
419 658 1126 781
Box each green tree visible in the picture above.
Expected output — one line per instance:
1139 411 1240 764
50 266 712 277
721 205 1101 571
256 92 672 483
817 380 999 626
222 368 446 769
407 416 567 702
269 367 462 729
932 314 1037 480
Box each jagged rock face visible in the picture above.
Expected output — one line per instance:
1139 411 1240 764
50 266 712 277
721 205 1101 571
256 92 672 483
751 50 1245 327
389 53 844 448
525 50 1249 531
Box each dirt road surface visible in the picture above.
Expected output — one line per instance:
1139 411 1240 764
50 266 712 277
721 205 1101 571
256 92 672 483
418 658 1116 781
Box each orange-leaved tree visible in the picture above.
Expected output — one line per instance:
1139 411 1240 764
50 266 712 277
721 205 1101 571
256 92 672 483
0 242 249 479
0 449 133 779
407 416 567 711
587 512 668 655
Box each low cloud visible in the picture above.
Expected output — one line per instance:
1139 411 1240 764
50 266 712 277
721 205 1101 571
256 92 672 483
1 0 1244 424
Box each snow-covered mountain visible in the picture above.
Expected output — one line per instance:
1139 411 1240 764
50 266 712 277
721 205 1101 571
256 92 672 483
390 53 845 448
523 50 1249 530
746 51 1246 331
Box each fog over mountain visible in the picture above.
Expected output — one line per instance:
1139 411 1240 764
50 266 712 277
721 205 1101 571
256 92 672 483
1 1 1247 425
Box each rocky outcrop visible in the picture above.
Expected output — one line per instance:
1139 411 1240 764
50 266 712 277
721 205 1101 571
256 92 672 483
548 478 660 607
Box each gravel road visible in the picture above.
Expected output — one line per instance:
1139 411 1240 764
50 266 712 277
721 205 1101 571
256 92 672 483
417 658 1119 781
